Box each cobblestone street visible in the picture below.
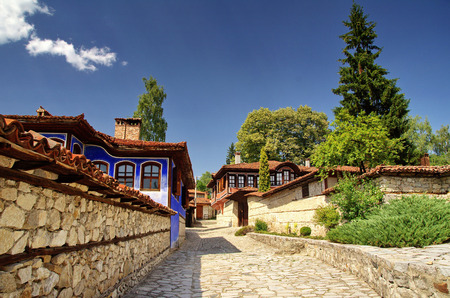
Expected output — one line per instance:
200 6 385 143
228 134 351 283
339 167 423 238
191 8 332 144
123 222 379 297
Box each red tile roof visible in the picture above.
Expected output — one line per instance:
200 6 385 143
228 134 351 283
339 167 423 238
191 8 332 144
0 115 176 216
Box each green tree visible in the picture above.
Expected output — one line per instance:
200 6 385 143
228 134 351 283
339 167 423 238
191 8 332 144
311 111 402 174
258 147 270 192
430 125 450 165
196 171 212 195
333 3 411 163
133 76 168 141
236 106 329 164
405 115 433 159
226 142 236 164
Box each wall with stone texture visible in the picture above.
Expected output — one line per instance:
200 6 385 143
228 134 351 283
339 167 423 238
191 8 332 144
248 233 450 297
247 183 328 237
0 177 171 298
376 176 450 201
216 200 236 227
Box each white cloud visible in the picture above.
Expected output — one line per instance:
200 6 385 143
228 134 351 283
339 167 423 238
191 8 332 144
0 0 50 44
0 0 117 71
121 61 128 66
26 36 117 71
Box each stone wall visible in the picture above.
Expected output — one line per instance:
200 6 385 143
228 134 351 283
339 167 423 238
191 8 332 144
0 177 171 297
248 233 450 297
247 185 328 237
376 176 450 201
216 200 236 227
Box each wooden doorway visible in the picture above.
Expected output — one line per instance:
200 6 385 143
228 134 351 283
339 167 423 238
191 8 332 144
238 200 248 226
196 205 204 219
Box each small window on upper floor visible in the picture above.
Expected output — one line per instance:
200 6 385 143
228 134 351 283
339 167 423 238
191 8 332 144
73 143 82 154
248 176 254 188
270 175 275 186
93 161 109 174
302 184 310 198
115 162 135 188
283 170 290 184
229 175 236 188
141 162 161 191
276 172 282 186
238 175 245 188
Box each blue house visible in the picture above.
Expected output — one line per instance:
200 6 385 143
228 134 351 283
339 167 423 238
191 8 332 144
7 107 195 248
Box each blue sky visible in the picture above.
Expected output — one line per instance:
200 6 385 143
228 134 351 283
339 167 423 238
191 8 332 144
1 0 449 178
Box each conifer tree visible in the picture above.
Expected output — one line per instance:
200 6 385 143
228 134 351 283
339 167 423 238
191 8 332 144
258 147 271 192
226 142 236 164
333 3 412 163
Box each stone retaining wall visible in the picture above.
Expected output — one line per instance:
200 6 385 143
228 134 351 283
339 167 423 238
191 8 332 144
0 177 171 297
248 233 450 297
376 176 450 201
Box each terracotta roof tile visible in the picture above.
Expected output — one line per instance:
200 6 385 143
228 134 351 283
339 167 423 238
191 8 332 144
0 115 176 216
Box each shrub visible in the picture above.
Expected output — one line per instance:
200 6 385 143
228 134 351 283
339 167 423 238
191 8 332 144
331 174 384 221
327 195 450 248
300 226 312 236
313 204 340 229
255 219 268 232
235 226 254 236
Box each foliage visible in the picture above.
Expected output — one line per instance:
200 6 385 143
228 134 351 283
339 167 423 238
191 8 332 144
236 106 329 164
330 174 384 221
300 226 312 236
134 76 168 142
332 3 412 163
196 171 212 195
255 219 268 232
327 195 450 248
313 205 341 230
226 142 236 164
311 111 403 174
258 148 271 192
430 125 450 165
235 226 254 236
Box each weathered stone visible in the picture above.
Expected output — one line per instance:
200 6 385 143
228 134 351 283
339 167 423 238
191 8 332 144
36 267 51 280
0 156 16 168
32 169 58 180
17 266 32 284
0 200 4 212
60 213 74 231
31 229 50 249
0 228 15 254
0 205 25 228
19 286 32 298
10 231 29 255
35 197 46 209
25 210 47 229
87 200 93 212
84 288 96 298
73 279 86 296
18 182 31 193
58 263 72 288
16 192 37 211
50 230 68 247
77 226 85 244
123 260 133 276
0 272 17 293
42 255 51 263
434 282 449 294
1 187 17 201
44 263 62 275
67 227 77 246
92 228 100 241
42 271 59 295
57 287 73 298
46 209 61 231
72 264 83 288
32 259 43 269
32 282 42 297
53 196 66 213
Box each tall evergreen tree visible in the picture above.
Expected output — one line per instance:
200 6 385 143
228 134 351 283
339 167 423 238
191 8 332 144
134 76 168 142
226 142 236 164
258 147 270 192
333 3 412 163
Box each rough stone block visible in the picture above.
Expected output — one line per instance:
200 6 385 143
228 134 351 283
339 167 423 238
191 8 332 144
16 192 37 210
0 228 15 254
1 187 17 201
0 272 17 293
0 205 25 228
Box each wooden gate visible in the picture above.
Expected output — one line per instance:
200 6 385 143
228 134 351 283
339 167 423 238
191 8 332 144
238 200 248 226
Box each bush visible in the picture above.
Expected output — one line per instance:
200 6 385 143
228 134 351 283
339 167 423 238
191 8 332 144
235 226 254 236
313 205 340 229
255 219 268 232
331 174 384 221
300 226 311 236
327 195 450 248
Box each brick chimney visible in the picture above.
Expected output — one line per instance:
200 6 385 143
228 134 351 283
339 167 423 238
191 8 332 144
420 153 430 166
235 151 241 164
304 158 311 167
114 118 142 140
36 106 52 117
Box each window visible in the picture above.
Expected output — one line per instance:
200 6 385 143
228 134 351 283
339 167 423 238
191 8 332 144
248 176 254 188
229 175 236 188
115 162 135 188
256 176 259 188
172 166 181 196
93 161 109 174
302 184 310 198
283 170 290 184
270 175 275 186
291 172 295 181
238 175 245 188
72 143 82 154
276 172 282 186
141 162 161 191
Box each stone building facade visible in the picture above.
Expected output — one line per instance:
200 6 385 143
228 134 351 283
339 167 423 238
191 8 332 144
0 116 176 297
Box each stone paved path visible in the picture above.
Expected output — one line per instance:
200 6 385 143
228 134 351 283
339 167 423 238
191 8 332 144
123 222 380 297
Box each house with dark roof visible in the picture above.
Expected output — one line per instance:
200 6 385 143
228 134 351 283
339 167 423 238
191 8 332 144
5 107 195 248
